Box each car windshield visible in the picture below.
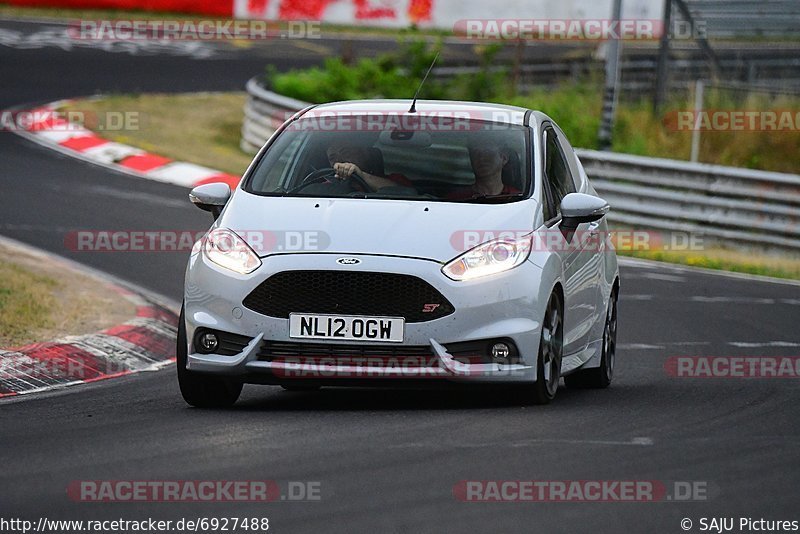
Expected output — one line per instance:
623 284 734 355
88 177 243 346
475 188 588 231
245 114 530 203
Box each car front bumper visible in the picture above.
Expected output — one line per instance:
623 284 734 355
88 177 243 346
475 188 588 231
184 251 546 384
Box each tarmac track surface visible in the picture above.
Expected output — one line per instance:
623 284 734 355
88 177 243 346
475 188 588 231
1 19 799 534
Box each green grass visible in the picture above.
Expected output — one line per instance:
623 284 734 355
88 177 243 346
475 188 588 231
618 248 800 280
608 94 800 174
0 261 58 347
61 92 252 176
267 39 800 175
489 77 796 173
510 82 800 174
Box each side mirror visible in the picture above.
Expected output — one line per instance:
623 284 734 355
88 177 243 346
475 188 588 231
560 192 609 233
189 183 231 220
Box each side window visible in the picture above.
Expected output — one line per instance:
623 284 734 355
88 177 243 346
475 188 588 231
557 131 585 191
543 127 576 221
250 133 305 191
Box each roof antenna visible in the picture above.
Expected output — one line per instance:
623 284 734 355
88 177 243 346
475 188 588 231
409 51 440 114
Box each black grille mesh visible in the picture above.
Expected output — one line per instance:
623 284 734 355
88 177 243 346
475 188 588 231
242 270 454 323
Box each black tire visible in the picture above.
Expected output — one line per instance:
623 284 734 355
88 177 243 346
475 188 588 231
530 292 564 405
177 306 243 408
565 287 618 389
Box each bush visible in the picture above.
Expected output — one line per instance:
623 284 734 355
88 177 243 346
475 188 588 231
507 79 603 149
263 40 800 173
267 39 447 103
448 43 508 102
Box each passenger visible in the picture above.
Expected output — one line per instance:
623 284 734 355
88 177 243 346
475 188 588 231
448 144 521 200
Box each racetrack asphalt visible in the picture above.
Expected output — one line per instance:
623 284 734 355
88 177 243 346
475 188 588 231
1 19 799 533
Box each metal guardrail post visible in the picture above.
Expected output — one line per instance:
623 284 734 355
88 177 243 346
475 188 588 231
597 0 622 151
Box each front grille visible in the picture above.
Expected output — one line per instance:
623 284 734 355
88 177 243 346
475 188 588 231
257 341 438 368
243 270 454 323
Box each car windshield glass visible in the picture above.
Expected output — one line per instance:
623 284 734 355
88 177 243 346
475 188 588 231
245 113 530 203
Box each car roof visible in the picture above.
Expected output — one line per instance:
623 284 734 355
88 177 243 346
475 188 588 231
304 99 533 127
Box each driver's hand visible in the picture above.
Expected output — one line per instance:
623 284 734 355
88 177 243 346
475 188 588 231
333 162 361 179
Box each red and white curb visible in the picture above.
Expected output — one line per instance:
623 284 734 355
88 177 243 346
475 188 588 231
0 237 180 399
10 99 242 190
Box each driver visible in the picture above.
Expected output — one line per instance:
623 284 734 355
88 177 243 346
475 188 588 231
326 144 412 190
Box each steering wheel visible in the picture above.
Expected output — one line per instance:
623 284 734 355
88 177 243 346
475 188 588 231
343 172 375 193
301 167 337 186
286 167 336 194
291 166 375 194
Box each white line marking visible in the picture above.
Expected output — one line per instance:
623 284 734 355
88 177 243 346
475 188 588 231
622 295 800 305
728 341 800 348
0 26 217 58
34 128 90 143
3 380 87 397
621 341 800 349
389 436 654 449
691 296 777 304
640 273 687 282
619 257 800 287
80 141 143 164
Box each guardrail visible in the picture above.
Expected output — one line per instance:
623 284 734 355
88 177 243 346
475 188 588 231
434 55 800 95
242 78 800 252
576 149 800 251
240 78 311 155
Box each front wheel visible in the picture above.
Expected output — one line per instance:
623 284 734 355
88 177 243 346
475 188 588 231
177 306 243 408
530 292 564 405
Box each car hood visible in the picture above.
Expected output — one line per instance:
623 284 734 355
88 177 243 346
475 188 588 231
219 192 536 263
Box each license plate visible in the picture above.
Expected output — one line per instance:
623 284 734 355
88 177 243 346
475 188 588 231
289 313 404 343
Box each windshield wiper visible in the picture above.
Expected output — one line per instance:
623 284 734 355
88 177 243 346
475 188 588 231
450 193 524 203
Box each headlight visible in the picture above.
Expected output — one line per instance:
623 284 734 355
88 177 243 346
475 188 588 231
203 228 261 274
442 234 532 281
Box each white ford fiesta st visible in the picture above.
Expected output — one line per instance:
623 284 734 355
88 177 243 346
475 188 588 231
178 100 619 407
